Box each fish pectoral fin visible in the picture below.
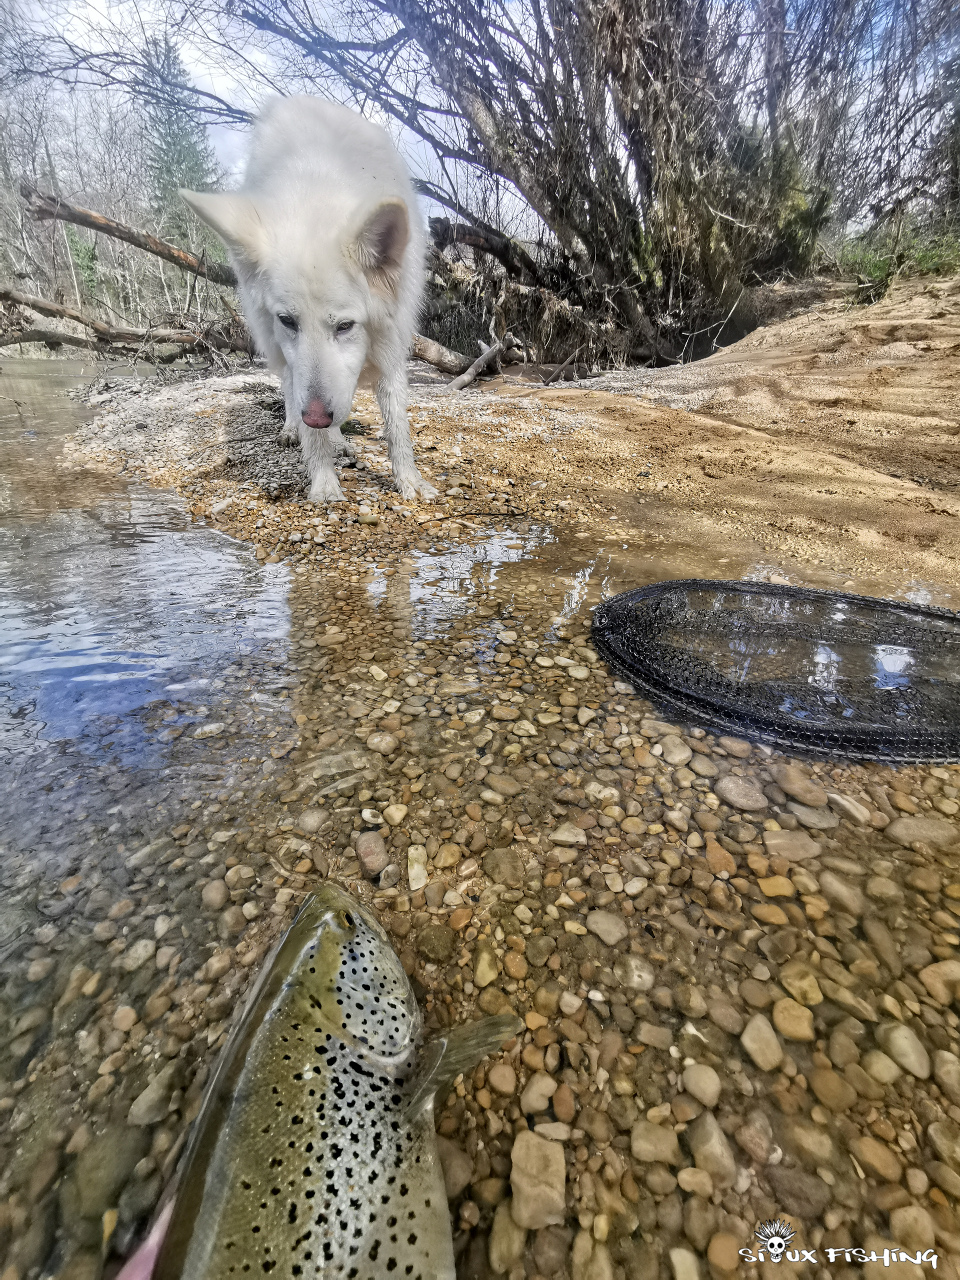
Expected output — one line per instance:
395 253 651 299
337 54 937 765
404 1014 522 1118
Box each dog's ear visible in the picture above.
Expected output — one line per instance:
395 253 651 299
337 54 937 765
180 191 263 263
351 198 409 294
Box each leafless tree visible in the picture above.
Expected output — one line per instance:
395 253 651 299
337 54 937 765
3 0 958 361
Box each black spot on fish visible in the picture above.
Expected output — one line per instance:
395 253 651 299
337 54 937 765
288 1203 297 1223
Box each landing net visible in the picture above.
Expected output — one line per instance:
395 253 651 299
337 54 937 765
591 580 960 763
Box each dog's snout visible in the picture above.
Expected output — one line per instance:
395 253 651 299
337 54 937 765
302 398 333 429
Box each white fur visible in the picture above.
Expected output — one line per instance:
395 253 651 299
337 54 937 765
182 96 436 504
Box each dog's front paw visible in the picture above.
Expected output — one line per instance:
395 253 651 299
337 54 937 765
308 477 346 503
334 438 357 460
278 424 300 447
396 472 439 502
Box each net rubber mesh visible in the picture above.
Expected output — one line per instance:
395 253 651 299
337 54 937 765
591 579 960 763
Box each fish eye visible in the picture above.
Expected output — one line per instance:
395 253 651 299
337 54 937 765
335 320 355 335
277 313 299 331
337 910 356 930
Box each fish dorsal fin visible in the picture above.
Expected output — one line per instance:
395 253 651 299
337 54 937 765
404 1013 522 1119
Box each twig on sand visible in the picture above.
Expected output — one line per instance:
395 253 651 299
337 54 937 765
542 347 583 385
444 340 505 394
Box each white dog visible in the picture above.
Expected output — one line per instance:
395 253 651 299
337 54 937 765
181 96 436 504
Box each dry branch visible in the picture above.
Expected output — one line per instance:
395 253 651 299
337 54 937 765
543 347 583 384
428 216 547 285
0 286 251 352
0 328 100 350
20 187 475 376
410 332 471 374
444 340 504 393
21 185 239 287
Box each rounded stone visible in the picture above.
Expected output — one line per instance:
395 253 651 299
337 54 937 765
772 998 815 1042
201 879 229 911
660 736 693 766
769 764 828 808
485 773 523 797
862 1049 902 1084
366 732 399 756
382 803 408 826
487 1064 517 1096
112 1006 138 1033
483 848 524 888
520 1072 557 1114
818 870 865 917
879 1023 931 1079
850 1135 902 1183
355 831 390 878
297 807 325 834
740 1013 782 1071
677 1167 714 1199
714 776 767 811
585 910 628 946
809 1067 857 1112
416 923 455 962
509 1131 566 1229
682 1064 721 1109
707 1233 742 1278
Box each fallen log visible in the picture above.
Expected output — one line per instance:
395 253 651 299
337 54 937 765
0 328 100 350
20 186 474 376
444 340 504 394
542 347 583 385
411 332 471 375
0 286 252 353
21 184 237 288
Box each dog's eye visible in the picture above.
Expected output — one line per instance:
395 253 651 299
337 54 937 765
336 321 355 335
277 313 299 331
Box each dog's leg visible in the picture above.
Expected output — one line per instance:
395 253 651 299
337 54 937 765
278 365 300 446
329 426 357 461
300 423 346 503
376 368 437 501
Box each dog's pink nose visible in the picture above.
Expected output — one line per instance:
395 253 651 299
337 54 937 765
302 398 333 429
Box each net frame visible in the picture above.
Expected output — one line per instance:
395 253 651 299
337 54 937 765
591 579 960 763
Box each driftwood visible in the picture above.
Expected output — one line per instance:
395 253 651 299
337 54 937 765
410 332 471 375
21 185 238 288
444 340 505 393
542 347 583 385
19 186 474 376
0 286 252 353
0 328 100 350
428 216 547 286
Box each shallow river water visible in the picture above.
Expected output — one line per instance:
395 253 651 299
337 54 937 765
4 359 960 1280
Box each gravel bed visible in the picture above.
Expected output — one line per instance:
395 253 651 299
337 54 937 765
4 554 960 1280
2 362 960 1280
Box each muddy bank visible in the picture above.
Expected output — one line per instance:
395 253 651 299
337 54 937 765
65 274 960 602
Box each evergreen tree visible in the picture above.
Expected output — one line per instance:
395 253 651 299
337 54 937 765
142 37 222 251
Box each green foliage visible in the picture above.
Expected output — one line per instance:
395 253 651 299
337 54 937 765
141 36 223 252
64 224 98 295
836 219 960 283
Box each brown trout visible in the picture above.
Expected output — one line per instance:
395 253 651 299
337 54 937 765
149 884 519 1279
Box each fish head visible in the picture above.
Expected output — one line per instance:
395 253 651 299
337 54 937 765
287 884 420 1066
